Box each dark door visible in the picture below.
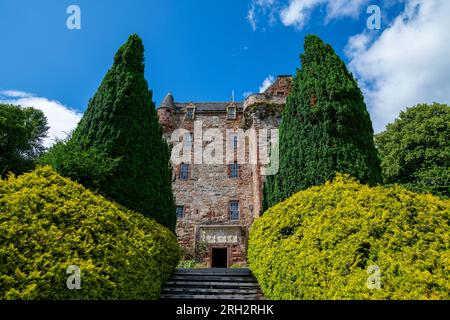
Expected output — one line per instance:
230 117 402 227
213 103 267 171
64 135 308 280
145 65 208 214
211 248 228 268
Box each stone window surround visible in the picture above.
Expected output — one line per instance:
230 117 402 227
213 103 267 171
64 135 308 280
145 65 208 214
228 162 239 178
229 133 238 151
229 200 240 221
185 104 196 120
176 205 185 219
184 131 193 149
226 105 237 120
179 163 190 180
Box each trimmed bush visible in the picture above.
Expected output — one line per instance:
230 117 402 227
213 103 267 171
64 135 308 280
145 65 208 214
0 166 180 299
249 174 450 300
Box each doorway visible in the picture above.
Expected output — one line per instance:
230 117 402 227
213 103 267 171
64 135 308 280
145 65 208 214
211 248 228 268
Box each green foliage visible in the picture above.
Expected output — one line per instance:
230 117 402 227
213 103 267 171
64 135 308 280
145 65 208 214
250 174 450 300
177 260 197 268
263 35 381 210
38 136 121 191
0 104 48 177
0 166 180 299
375 103 450 198
70 34 176 231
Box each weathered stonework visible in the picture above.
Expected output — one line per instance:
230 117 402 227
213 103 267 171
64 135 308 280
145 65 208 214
157 75 292 267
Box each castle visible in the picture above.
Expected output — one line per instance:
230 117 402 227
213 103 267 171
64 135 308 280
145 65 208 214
157 75 292 267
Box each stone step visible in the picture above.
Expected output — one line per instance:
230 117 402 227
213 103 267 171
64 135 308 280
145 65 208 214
162 287 261 295
174 268 252 276
164 280 260 288
161 268 264 300
169 275 257 282
160 294 263 300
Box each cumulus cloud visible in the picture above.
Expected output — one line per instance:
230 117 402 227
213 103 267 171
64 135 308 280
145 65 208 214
0 91 82 147
346 0 450 132
247 0 368 30
259 75 275 93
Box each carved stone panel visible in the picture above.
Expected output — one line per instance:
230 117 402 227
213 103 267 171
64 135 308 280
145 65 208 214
198 226 242 244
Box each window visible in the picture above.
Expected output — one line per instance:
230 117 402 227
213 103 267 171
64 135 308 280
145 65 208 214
184 132 192 150
229 133 238 152
229 201 240 221
186 107 195 120
227 107 236 119
179 163 189 180
229 162 239 178
176 206 184 219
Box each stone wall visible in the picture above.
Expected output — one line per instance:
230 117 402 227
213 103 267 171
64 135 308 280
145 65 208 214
161 109 256 266
158 75 291 267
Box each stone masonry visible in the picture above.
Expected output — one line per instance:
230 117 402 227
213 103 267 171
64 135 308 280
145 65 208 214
157 75 292 267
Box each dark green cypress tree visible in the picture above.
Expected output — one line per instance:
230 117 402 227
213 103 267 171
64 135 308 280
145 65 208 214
263 35 381 210
72 34 176 231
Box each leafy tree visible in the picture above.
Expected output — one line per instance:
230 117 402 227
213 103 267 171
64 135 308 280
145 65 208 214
70 34 176 231
263 35 381 210
38 135 121 191
0 104 48 177
375 103 450 198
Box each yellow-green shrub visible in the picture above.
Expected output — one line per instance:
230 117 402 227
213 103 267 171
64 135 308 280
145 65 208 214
248 174 450 300
0 166 180 299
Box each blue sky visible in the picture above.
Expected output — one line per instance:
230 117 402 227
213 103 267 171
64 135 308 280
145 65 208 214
1 0 449 144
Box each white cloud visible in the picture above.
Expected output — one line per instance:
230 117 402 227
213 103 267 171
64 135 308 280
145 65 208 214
247 5 257 31
0 91 82 147
280 0 324 29
325 0 368 21
0 90 34 98
346 0 450 132
247 0 278 30
259 75 275 93
248 0 368 30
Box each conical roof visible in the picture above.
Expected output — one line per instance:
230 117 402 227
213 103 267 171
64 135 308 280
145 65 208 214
160 92 175 109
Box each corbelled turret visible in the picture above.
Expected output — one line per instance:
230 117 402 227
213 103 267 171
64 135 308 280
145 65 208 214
157 92 176 133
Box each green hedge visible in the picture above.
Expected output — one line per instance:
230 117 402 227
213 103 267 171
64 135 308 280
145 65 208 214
248 174 450 300
0 166 180 299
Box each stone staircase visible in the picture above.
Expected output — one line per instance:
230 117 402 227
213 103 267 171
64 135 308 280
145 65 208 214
160 268 264 300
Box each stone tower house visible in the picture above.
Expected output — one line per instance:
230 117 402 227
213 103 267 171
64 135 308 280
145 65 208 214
157 75 292 267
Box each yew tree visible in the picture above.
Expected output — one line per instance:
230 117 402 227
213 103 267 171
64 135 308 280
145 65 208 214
71 34 176 230
263 35 381 210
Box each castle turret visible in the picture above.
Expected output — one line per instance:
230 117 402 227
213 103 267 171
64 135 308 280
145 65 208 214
157 92 176 133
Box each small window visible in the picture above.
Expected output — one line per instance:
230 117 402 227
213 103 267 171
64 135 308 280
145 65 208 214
176 206 184 219
229 162 239 178
229 133 238 151
227 107 236 119
229 201 240 221
180 163 189 180
186 107 195 120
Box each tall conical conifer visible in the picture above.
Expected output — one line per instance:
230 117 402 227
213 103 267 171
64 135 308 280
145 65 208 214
72 34 176 231
263 35 381 210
